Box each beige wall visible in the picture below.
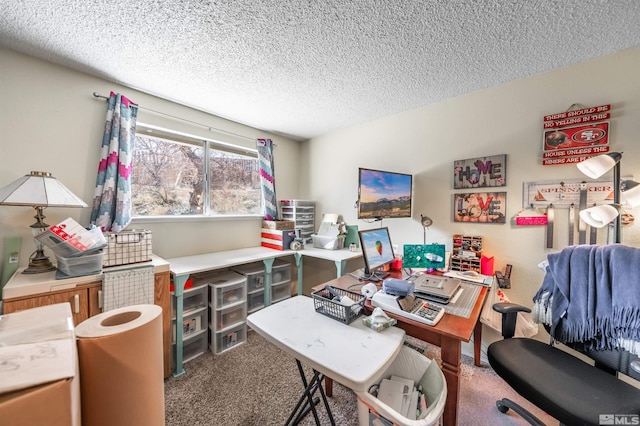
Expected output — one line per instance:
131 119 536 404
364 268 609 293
303 46 640 351
3 45 640 355
0 48 301 267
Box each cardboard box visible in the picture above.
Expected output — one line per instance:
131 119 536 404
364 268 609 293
0 304 79 426
262 220 296 230
261 228 296 250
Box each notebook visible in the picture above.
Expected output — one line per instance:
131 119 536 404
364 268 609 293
403 244 446 269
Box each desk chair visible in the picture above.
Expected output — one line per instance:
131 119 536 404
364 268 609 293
488 302 640 425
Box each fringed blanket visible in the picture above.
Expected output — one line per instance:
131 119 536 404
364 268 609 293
533 244 640 355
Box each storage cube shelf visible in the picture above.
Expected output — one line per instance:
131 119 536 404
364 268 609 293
280 200 315 244
451 234 483 272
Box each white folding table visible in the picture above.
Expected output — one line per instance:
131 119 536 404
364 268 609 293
247 295 405 425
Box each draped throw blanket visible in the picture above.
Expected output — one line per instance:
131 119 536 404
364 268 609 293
90 92 138 232
533 244 640 355
257 138 278 220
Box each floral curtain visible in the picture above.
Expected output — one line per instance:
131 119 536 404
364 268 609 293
257 138 278 220
90 92 138 232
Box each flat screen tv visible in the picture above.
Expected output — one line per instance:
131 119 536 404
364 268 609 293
357 168 412 220
358 227 395 277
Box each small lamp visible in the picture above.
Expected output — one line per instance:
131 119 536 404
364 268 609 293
0 171 88 273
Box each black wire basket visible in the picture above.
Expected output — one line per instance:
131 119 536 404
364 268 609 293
311 286 365 324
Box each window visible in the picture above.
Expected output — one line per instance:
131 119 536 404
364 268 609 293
131 124 262 217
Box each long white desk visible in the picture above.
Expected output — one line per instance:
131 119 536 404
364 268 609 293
167 246 362 376
247 296 405 425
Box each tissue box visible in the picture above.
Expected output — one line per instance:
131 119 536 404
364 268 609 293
311 234 345 250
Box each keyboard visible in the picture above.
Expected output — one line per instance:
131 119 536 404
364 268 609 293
371 292 445 326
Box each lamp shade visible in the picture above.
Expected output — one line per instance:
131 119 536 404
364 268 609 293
0 171 88 208
576 152 622 179
579 204 619 228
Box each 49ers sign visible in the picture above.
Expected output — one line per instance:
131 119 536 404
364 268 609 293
542 104 611 165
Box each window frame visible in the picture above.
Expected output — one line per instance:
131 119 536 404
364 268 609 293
130 122 264 223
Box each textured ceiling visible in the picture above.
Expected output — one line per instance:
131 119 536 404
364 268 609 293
2 1 640 141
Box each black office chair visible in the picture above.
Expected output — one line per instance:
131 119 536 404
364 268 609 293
488 302 640 425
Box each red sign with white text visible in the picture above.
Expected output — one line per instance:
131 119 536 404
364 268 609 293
543 122 609 152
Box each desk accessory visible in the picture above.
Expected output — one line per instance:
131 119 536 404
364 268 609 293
362 307 397 332
311 285 365 324
382 277 415 297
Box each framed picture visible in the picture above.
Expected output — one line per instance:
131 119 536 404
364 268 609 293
454 154 506 189
454 192 507 224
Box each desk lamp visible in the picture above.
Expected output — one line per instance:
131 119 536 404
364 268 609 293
0 171 88 273
576 152 640 243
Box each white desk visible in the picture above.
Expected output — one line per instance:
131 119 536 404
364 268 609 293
247 295 405 425
167 246 362 376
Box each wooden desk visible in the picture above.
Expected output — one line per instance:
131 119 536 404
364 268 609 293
313 273 488 426
247 295 405 425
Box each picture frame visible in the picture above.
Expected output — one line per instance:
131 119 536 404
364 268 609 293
453 154 507 189
454 192 507 224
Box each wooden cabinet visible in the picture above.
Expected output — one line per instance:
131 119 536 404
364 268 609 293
2 283 98 325
2 264 172 378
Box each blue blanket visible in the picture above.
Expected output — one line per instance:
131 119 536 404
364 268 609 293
533 244 640 352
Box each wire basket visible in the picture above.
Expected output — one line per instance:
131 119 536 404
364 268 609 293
311 286 365 324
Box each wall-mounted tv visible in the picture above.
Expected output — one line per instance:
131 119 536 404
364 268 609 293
357 168 413 220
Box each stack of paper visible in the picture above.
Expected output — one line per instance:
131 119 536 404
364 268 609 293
377 375 421 420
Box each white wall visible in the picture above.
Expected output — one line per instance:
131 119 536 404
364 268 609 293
0 48 301 269
303 46 640 349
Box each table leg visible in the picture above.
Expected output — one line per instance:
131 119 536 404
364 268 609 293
293 252 303 295
262 257 275 306
440 336 461 426
334 259 347 277
474 318 483 367
324 377 333 397
285 360 335 426
172 274 189 377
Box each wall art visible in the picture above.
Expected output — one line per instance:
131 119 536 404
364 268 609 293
454 192 507 224
453 154 506 189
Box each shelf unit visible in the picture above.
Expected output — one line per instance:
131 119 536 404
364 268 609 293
280 199 315 244
207 270 248 355
451 234 483 272
171 283 208 369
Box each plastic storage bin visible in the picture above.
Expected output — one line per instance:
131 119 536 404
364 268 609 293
211 322 247 354
356 346 447 426
207 272 246 309
311 234 346 250
55 252 104 277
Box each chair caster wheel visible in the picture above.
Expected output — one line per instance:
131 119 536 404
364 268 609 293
496 400 510 414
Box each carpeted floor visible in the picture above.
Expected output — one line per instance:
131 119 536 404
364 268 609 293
165 330 556 425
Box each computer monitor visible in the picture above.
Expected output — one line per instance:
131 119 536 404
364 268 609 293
358 227 395 277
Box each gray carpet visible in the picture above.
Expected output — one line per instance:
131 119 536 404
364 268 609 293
165 330 557 425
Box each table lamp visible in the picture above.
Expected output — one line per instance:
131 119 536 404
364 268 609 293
0 171 88 273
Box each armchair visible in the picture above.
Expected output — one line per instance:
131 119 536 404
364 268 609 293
488 302 640 425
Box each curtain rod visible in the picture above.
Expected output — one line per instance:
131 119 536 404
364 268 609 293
92 92 258 142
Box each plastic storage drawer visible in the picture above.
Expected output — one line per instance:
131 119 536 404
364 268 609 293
232 262 265 292
271 262 291 284
271 281 292 304
173 306 207 344
172 284 208 314
212 302 246 332
210 322 247 354
247 290 265 313
207 272 246 309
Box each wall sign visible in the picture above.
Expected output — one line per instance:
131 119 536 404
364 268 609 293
454 192 507 224
542 104 611 166
453 154 506 189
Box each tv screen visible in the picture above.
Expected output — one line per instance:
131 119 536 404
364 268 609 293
357 168 412 220
358 227 395 275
